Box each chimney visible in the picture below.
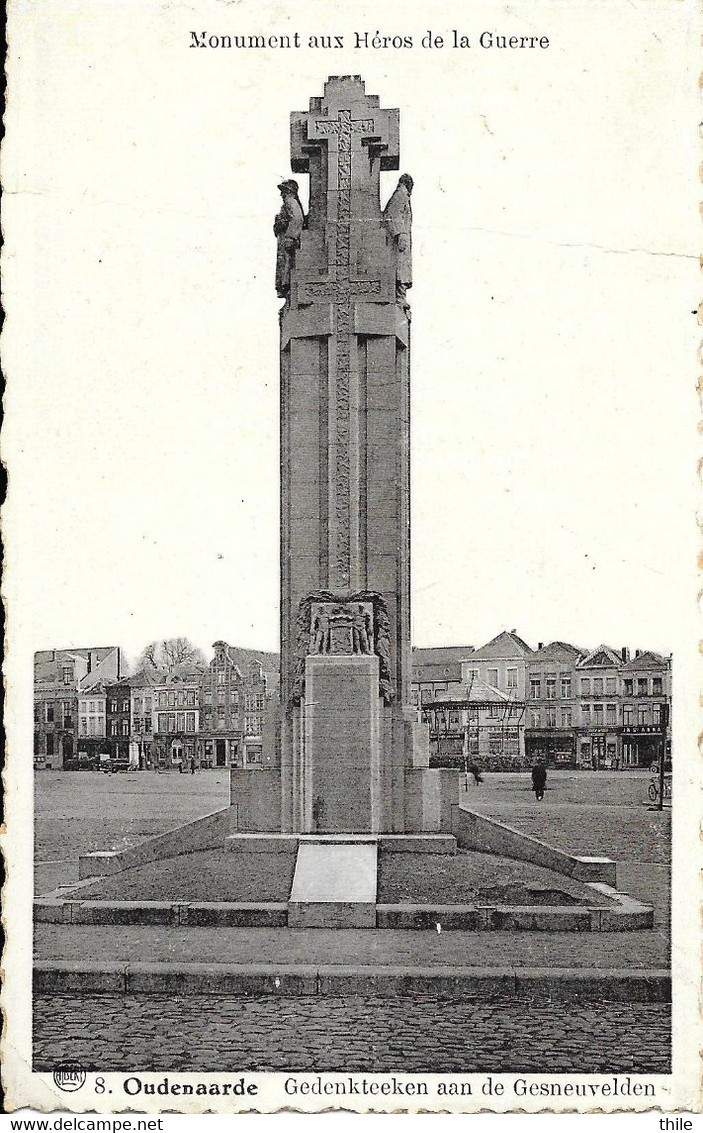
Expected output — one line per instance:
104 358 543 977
87 652 92 673
621 647 628 662
635 649 640 659
538 643 544 650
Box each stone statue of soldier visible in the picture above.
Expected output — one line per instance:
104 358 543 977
352 605 372 655
274 179 305 298
311 607 330 654
382 173 413 307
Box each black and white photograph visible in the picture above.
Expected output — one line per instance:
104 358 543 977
2 0 700 1115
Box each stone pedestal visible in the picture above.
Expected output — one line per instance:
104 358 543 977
304 654 381 833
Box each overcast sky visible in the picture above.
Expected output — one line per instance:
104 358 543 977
5 0 698 670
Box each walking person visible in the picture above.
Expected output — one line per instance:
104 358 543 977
467 762 483 786
531 759 547 802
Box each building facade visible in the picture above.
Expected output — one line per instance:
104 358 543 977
410 645 473 707
525 641 584 767
105 680 132 764
152 664 203 770
620 651 671 768
34 647 121 769
460 630 534 703
130 669 161 769
198 643 279 769
574 645 627 769
199 641 244 769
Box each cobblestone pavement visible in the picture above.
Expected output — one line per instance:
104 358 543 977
33 993 670 1074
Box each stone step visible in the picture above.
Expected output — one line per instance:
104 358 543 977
225 833 457 854
288 840 378 928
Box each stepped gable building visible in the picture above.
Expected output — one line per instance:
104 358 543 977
620 650 671 768
525 641 585 767
34 646 121 769
410 645 474 706
199 642 280 769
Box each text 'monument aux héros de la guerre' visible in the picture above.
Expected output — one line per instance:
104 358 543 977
189 30 551 51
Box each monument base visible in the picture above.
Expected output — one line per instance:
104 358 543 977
229 768 282 832
304 653 381 833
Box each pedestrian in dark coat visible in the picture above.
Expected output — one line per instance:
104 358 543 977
531 761 547 801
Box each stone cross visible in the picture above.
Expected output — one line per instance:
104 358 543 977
290 79 399 589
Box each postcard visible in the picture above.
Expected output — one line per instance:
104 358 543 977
2 0 700 1115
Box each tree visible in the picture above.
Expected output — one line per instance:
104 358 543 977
161 637 206 671
136 641 160 671
135 638 206 674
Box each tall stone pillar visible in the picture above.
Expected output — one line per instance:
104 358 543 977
228 76 458 833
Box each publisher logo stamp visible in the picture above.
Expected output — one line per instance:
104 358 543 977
53 1064 87 1092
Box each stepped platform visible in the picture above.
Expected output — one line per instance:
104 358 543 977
288 839 377 927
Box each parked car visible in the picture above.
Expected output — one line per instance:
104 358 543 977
101 757 130 773
63 755 100 771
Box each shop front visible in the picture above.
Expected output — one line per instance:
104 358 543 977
525 729 576 769
575 730 622 769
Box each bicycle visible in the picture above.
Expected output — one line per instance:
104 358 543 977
648 777 672 802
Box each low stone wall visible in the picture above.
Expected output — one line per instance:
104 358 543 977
229 769 282 831
33 961 671 1001
405 769 461 832
35 898 288 928
451 805 617 886
78 805 237 879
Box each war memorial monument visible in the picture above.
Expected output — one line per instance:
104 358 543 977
231 74 460 841
56 77 651 943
